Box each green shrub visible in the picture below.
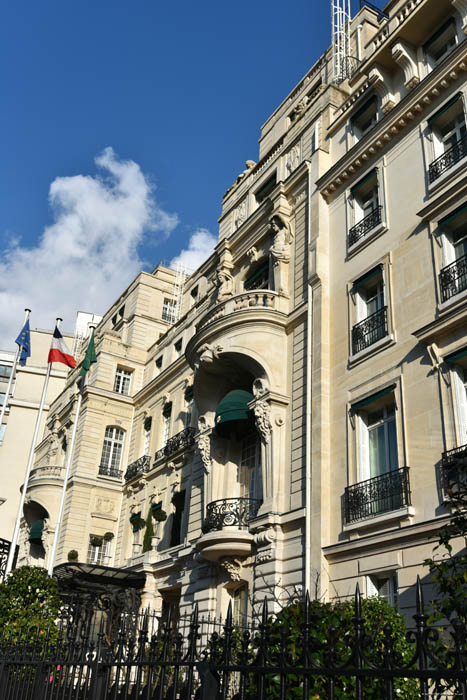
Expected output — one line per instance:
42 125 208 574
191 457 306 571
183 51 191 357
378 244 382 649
152 508 167 522
244 596 419 699
0 566 61 642
142 509 154 553
67 549 78 561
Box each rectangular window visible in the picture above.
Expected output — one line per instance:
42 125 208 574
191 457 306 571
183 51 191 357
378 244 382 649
87 536 110 565
348 170 383 247
351 97 378 142
113 368 132 395
170 491 186 547
99 426 124 476
344 388 412 523
155 356 163 374
428 95 467 183
424 19 458 70
239 431 262 502
351 267 388 354
232 583 249 625
0 365 12 380
366 573 398 606
438 205 467 301
143 417 152 455
174 339 183 356
162 298 176 323
161 401 172 447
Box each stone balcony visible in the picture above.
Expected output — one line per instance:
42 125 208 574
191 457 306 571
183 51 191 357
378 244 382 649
195 290 287 333
28 465 64 484
196 497 261 562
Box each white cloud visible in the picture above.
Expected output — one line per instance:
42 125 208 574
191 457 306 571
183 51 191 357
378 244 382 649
0 147 179 342
169 227 217 273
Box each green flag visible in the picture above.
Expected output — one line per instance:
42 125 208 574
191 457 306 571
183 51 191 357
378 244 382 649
79 330 97 377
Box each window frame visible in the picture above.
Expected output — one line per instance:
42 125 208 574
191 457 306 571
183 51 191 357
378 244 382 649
113 367 132 395
346 165 388 254
349 262 393 359
87 535 110 565
424 18 459 73
99 426 125 477
243 259 270 292
350 96 378 143
366 572 398 606
162 298 177 323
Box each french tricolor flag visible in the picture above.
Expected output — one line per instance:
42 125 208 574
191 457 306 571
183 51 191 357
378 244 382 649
48 326 76 368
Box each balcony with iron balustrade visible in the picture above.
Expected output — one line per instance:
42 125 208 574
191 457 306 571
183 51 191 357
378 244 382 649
429 134 467 185
196 497 261 561
351 306 388 355
348 206 383 249
124 454 151 481
154 427 195 463
441 444 467 495
439 254 467 303
344 467 413 529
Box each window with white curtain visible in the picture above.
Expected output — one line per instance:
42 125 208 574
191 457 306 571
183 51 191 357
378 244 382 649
366 572 398 606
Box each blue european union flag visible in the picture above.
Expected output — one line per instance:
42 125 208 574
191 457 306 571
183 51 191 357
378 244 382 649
15 320 31 366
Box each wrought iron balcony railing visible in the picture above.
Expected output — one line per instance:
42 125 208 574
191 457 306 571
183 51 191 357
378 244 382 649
429 133 467 184
348 206 383 247
155 427 195 462
441 443 467 493
344 466 411 524
201 498 262 533
124 454 151 481
98 467 123 479
351 306 388 355
439 253 467 302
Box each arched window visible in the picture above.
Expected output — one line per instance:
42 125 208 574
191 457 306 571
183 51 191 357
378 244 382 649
244 259 270 291
99 427 125 477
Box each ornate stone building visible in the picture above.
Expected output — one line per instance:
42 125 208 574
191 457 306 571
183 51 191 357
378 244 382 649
18 0 467 620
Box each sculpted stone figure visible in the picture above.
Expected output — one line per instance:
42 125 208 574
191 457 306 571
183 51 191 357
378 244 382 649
194 343 223 372
269 215 293 295
215 267 234 301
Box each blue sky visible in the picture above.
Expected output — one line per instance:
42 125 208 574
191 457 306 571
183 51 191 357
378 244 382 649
0 0 367 340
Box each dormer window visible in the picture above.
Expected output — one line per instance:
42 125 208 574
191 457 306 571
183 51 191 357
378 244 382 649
425 19 458 70
255 173 276 204
351 97 378 142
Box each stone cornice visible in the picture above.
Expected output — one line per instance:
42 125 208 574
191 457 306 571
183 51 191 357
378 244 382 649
318 41 467 201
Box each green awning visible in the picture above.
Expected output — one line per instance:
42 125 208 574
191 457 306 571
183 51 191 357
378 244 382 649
184 386 194 402
215 390 254 436
439 203 467 229
28 519 44 544
445 347 467 364
427 93 461 126
352 265 382 291
129 511 142 532
351 169 377 196
351 384 396 411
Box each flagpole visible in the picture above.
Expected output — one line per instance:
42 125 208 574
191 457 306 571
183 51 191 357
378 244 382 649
5 317 62 577
47 325 95 576
0 309 31 435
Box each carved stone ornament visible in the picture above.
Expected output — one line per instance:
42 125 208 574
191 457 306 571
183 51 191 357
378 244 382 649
95 497 115 516
194 343 224 372
219 556 242 582
253 527 276 547
286 144 301 174
197 418 213 474
247 246 258 263
234 198 248 229
253 400 272 443
253 378 268 399
256 549 274 563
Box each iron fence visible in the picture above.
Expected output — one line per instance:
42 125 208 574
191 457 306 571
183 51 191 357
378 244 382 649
439 254 467 302
125 455 151 481
351 306 388 354
429 134 467 184
0 577 465 699
348 205 383 247
344 466 412 524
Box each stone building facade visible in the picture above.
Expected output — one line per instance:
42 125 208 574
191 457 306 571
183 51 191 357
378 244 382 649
18 0 467 621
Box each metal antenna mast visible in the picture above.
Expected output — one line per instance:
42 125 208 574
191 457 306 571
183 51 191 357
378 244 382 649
331 0 351 83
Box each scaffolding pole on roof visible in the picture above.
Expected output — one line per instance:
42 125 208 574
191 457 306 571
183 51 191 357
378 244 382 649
172 263 188 324
331 0 352 83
